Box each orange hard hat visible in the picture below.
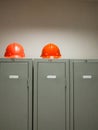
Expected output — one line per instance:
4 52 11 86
40 43 61 58
4 42 25 58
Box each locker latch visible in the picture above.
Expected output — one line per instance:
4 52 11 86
27 79 29 88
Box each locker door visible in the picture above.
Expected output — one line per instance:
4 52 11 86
0 62 30 130
70 61 98 130
36 61 67 130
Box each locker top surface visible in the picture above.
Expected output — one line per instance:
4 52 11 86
34 58 69 63
0 58 32 62
70 59 98 63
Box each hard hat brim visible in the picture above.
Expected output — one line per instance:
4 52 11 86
5 55 25 58
40 55 61 59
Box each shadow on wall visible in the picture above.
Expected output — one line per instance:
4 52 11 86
0 0 98 59
0 0 97 30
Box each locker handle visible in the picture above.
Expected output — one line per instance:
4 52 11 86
82 75 92 79
46 75 56 79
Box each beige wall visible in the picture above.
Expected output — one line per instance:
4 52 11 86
0 0 98 58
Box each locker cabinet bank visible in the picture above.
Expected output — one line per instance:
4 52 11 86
0 58 98 130
33 59 98 130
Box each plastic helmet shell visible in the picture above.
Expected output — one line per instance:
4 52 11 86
4 42 25 58
40 43 61 58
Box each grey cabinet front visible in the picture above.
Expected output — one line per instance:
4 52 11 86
70 60 98 130
34 60 69 130
0 59 32 130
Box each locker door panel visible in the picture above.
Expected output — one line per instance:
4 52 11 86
38 62 66 130
73 62 98 130
0 62 29 130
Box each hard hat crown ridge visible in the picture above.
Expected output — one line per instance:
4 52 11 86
4 42 25 58
40 43 61 58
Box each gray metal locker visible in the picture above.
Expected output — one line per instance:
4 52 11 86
0 58 32 130
70 60 98 130
34 59 69 130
